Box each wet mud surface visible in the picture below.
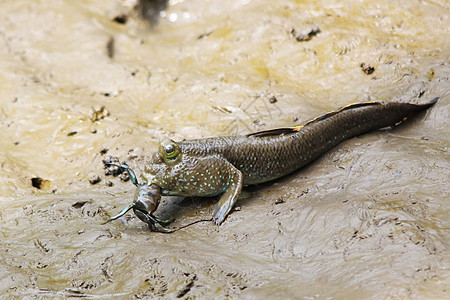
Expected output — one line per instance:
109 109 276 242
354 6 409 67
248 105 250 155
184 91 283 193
1 0 449 298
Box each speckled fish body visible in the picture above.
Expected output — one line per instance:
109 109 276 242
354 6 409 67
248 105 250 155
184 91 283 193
143 99 438 225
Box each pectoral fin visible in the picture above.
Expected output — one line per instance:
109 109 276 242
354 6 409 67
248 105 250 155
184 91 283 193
212 164 243 225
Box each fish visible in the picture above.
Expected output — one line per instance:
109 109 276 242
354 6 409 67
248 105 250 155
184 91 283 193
106 98 438 230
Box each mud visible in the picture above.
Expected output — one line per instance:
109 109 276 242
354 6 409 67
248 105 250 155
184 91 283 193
0 0 449 298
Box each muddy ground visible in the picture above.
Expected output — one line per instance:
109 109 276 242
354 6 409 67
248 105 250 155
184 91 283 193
0 0 449 298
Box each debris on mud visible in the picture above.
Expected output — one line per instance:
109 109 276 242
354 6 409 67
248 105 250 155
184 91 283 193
102 156 130 181
99 147 108 155
291 25 321 42
89 106 110 122
72 201 89 208
31 177 51 190
197 30 214 39
103 156 122 176
137 0 169 26
88 174 101 185
176 274 197 298
360 63 375 75
268 95 278 104
118 169 130 181
274 197 285 204
106 36 115 59
112 14 128 25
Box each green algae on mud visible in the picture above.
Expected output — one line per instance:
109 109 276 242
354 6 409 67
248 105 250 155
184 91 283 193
0 0 449 298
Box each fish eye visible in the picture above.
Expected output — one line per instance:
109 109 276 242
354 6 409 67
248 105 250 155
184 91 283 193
164 144 176 157
159 139 181 162
163 143 179 159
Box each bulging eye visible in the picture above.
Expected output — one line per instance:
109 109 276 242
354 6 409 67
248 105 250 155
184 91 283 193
163 144 177 158
159 139 181 162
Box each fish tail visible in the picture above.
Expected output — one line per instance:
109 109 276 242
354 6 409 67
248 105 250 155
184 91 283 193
405 97 439 111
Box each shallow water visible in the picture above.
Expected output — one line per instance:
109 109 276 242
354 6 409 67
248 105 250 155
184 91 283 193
0 0 449 298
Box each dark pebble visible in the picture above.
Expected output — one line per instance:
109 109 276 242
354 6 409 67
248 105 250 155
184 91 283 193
89 175 101 185
31 177 44 189
360 63 375 75
275 197 285 204
113 14 128 24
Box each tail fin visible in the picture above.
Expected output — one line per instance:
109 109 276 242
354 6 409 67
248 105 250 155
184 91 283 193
409 97 439 111
389 97 439 127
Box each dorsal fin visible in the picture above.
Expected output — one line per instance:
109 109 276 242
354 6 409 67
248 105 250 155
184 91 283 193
247 101 382 138
303 101 381 126
247 127 300 137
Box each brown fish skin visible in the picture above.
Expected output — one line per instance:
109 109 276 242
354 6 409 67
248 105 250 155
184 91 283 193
142 98 438 225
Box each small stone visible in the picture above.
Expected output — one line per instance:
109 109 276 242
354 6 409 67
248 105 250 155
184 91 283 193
103 156 123 176
360 63 375 75
268 95 278 103
291 25 321 42
275 197 285 204
119 172 130 182
89 174 101 185
113 14 128 24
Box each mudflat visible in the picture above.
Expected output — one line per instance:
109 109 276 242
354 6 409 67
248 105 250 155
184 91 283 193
0 1 448 298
